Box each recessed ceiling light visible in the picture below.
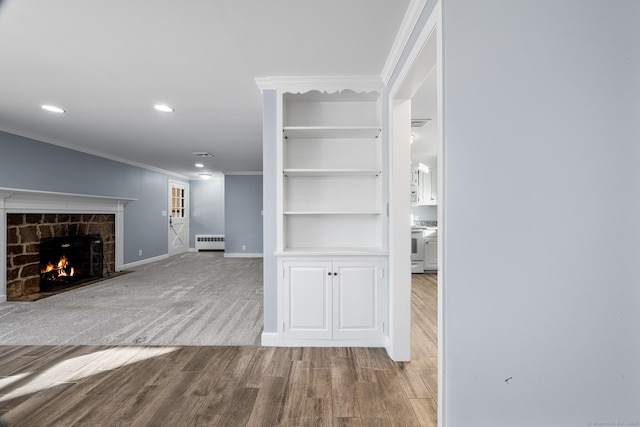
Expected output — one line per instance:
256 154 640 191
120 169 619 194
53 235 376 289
198 173 212 180
195 163 204 168
154 104 174 113
41 104 65 113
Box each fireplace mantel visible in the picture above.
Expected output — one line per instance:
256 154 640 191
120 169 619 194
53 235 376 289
0 187 136 302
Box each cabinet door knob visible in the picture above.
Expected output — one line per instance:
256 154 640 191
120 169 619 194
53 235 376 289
328 272 332 276
333 272 338 276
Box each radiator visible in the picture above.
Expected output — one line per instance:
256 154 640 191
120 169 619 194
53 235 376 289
195 235 225 251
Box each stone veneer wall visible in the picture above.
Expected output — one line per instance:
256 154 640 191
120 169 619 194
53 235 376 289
6 214 115 300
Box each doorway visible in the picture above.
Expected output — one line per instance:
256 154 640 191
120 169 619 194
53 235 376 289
388 0 443 421
168 180 189 256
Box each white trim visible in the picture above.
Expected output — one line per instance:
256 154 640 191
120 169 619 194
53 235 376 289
223 253 264 258
386 0 440 361
387 98 413 362
223 171 263 176
120 254 169 270
0 188 135 301
435 6 445 426
0 127 189 180
381 0 430 85
265 336 385 348
384 1 444 424
261 332 279 346
255 76 383 95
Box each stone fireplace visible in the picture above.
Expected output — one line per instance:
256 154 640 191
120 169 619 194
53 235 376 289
7 214 114 299
1 187 135 302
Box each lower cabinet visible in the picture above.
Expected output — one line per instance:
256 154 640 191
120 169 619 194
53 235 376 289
281 258 384 342
424 238 438 271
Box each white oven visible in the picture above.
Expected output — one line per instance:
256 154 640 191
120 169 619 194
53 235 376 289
411 229 424 273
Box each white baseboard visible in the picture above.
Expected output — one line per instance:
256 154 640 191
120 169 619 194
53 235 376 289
188 247 197 253
0 294 6 303
120 254 169 270
260 333 384 348
261 332 279 346
224 253 263 258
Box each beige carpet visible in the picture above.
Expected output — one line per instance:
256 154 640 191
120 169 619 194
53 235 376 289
0 252 264 346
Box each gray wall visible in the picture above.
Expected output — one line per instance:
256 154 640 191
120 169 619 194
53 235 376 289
434 1 639 424
189 176 225 246
224 174 263 255
0 131 187 263
262 89 278 333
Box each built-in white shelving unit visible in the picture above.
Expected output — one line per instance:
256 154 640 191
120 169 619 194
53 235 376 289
257 77 387 347
281 89 385 255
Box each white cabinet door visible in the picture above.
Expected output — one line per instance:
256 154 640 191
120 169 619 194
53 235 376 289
282 258 384 340
429 168 438 204
424 239 438 270
419 170 431 205
333 260 382 339
283 261 332 339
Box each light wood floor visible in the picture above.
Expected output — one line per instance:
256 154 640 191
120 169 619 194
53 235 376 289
0 273 438 426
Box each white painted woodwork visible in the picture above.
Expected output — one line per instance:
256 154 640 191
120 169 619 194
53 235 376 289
387 0 442 364
424 238 437 271
411 167 437 206
430 167 438 204
282 258 384 341
282 261 332 339
333 260 383 339
168 181 189 257
258 78 388 346
279 88 385 254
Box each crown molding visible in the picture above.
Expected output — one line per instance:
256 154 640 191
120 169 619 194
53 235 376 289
255 76 383 95
224 171 263 176
381 0 429 85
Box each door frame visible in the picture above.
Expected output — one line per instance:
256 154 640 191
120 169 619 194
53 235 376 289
168 180 190 256
387 0 444 423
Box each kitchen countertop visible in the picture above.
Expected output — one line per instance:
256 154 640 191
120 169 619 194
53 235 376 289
411 220 437 231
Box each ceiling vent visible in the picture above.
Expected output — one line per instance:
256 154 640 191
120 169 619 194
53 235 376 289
193 152 215 157
411 118 431 128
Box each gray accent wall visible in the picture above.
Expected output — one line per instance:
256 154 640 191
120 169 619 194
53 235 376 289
396 0 640 424
224 174 263 255
0 131 187 263
189 176 225 246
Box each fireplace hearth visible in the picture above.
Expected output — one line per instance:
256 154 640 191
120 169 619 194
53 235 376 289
40 234 104 290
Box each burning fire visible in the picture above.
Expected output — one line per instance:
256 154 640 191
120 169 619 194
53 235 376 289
42 255 75 277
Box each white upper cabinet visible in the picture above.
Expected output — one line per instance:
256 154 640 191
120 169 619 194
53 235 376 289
411 165 437 206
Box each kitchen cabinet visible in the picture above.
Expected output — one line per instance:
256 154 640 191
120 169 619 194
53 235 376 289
282 258 384 342
411 166 437 206
424 234 438 271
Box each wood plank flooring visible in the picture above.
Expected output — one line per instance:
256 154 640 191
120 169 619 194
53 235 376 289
0 273 438 426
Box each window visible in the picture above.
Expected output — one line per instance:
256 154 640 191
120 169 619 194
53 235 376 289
171 187 185 218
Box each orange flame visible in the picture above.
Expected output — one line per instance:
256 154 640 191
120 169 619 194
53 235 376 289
41 255 75 277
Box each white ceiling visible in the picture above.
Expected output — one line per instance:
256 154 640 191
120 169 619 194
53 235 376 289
0 0 411 178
